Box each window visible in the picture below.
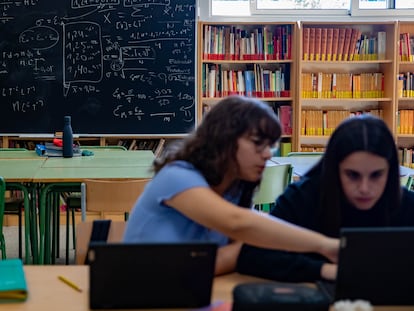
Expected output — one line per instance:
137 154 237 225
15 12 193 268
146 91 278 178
350 0 414 16
211 0 250 16
209 0 414 17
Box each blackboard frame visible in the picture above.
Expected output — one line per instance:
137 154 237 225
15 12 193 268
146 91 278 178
0 0 196 136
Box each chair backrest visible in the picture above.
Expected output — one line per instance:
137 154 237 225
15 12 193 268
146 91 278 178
80 145 127 151
253 164 292 206
287 152 324 157
82 179 151 218
75 220 126 265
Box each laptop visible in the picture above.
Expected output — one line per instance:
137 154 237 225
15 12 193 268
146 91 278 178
88 242 217 309
317 227 414 305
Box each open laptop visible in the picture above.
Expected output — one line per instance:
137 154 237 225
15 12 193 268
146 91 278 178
88 242 217 309
317 227 414 305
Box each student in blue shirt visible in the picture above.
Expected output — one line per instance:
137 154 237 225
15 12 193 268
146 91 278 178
237 114 414 282
123 95 338 275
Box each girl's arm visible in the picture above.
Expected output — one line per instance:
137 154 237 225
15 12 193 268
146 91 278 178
215 241 243 275
164 187 338 262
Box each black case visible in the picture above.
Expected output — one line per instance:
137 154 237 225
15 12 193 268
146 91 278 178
232 282 330 311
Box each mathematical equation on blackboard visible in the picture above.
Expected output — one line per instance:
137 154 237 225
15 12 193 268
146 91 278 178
0 0 196 134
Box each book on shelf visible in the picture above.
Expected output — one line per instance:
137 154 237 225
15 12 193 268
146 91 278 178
377 31 386 60
303 27 310 61
279 141 292 157
314 27 322 61
0 259 28 302
279 105 292 135
342 28 353 61
309 27 315 61
332 28 340 61
320 27 327 61
337 28 346 61
326 28 333 61
349 28 361 61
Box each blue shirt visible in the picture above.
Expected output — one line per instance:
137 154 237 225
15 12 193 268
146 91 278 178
123 161 241 246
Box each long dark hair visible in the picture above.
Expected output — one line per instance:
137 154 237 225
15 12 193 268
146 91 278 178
306 114 400 236
153 95 282 207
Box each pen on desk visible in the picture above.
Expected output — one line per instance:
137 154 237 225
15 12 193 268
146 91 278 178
58 275 83 292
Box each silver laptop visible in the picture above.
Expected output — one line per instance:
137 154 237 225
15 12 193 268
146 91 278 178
88 242 217 309
318 227 414 305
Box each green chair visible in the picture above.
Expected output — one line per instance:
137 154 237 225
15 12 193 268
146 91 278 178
287 152 324 157
401 175 413 190
253 164 293 213
0 176 7 259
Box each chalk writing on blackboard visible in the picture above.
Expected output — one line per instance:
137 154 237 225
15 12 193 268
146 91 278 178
0 0 196 135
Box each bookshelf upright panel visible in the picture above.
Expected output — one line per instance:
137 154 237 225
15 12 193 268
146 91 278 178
396 21 414 168
298 21 397 152
197 21 298 153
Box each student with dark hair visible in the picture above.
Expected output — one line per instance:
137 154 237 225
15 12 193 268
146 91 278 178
237 114 414 282
124 95 338 275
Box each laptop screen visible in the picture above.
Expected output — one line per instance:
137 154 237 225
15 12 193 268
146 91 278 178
88 242 217 309
333 227 414 305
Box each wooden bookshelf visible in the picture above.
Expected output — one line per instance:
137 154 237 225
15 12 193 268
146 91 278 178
297 21 397 152
197 21 298 151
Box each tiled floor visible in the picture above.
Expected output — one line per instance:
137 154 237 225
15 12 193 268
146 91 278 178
3 225 75 264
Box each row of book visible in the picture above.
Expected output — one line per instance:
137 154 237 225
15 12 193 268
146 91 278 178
398 110 414 135
300 145 326 152
399 148 414 168
202 24 292 61
399 33 414 62
302 27 386 61
301 109 383 136
397 72 414 98
203 63 290 98
202 103 292 136
301 72 384 99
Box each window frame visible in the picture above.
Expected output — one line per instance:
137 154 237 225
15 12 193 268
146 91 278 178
204 0 414 19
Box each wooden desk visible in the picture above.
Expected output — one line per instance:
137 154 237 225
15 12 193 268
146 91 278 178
4 266 414 311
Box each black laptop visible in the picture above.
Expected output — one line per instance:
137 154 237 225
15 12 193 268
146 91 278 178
318 227 414 305
88 242 217 309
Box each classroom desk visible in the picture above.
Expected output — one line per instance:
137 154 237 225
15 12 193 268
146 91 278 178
32 151 154 264
0 158 47 264
271 156 414 178
5 266 414 311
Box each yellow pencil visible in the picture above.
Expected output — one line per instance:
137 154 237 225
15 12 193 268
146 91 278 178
58 275 82 293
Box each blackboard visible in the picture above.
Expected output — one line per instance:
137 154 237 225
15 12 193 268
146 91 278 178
0 0 196 135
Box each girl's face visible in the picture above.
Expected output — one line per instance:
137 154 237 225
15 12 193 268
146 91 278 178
236 132 273 182
339 151 389 210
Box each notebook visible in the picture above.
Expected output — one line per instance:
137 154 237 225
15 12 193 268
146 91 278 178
88 242 217 309
0 258 28 303
317 227 414 305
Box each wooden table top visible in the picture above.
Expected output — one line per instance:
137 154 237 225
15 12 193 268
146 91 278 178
4 266 414 311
